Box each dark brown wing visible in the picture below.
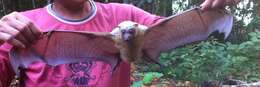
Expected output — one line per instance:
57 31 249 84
143 7 233 62
9 30 120 75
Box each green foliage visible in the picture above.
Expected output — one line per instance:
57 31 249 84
152 32 260 84
133 32 260 86
142 72 163 85
132 80 143 87
132 72 165 87
248 16 260 31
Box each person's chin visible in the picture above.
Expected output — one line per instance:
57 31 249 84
74 0 88 3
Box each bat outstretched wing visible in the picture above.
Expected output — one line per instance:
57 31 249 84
143 7 233 62
9 30 120 75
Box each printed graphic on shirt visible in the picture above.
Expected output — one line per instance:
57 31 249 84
67 61 96 86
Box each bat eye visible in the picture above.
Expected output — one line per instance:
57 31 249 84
121 30 126 33
129 29 135 33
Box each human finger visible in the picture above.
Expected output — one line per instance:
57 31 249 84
212 0 225 9
14 12 42 40
200 0 215 10
0 32 25 48
2 14 35 44
0 21 30 46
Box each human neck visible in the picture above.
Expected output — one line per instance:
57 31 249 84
52 0 92 20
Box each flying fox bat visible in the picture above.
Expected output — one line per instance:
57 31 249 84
9 7 233 76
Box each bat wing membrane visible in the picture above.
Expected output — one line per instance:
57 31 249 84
9 30 120 75
143 8 233 61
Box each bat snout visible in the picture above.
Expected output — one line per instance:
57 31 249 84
123 33 134 42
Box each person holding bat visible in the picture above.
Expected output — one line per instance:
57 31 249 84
0 0 239 87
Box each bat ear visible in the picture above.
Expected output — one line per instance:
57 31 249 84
111 26 121 35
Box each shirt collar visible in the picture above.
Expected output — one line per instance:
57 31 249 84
46 0 97 25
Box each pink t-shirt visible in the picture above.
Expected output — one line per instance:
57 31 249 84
0 1 162 87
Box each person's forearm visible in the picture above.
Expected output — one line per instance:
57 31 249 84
201 0 240 10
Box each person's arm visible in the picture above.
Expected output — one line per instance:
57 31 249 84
121 0 240 25
128 0 240 25
0 12 42 48
0 11 42 87
128 5 164 26
201 0 240 10
109 3 164 26
128 0 241 23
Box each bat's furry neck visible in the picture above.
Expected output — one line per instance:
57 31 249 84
112 26 146 62
121 27 146 62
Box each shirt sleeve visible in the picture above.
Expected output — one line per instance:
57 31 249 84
108 3 164 26
129 4 164 26
0 44 15 87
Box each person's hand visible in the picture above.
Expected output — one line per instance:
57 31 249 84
0 12 42 48
200 0 240 10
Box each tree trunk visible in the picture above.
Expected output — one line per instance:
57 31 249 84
11 0 20 11
157 0 172 16
256 0 260 16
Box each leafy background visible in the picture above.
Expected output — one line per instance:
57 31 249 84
0 0 259 87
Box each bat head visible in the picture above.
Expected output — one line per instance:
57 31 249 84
116 21 147 42
121 26 136 42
